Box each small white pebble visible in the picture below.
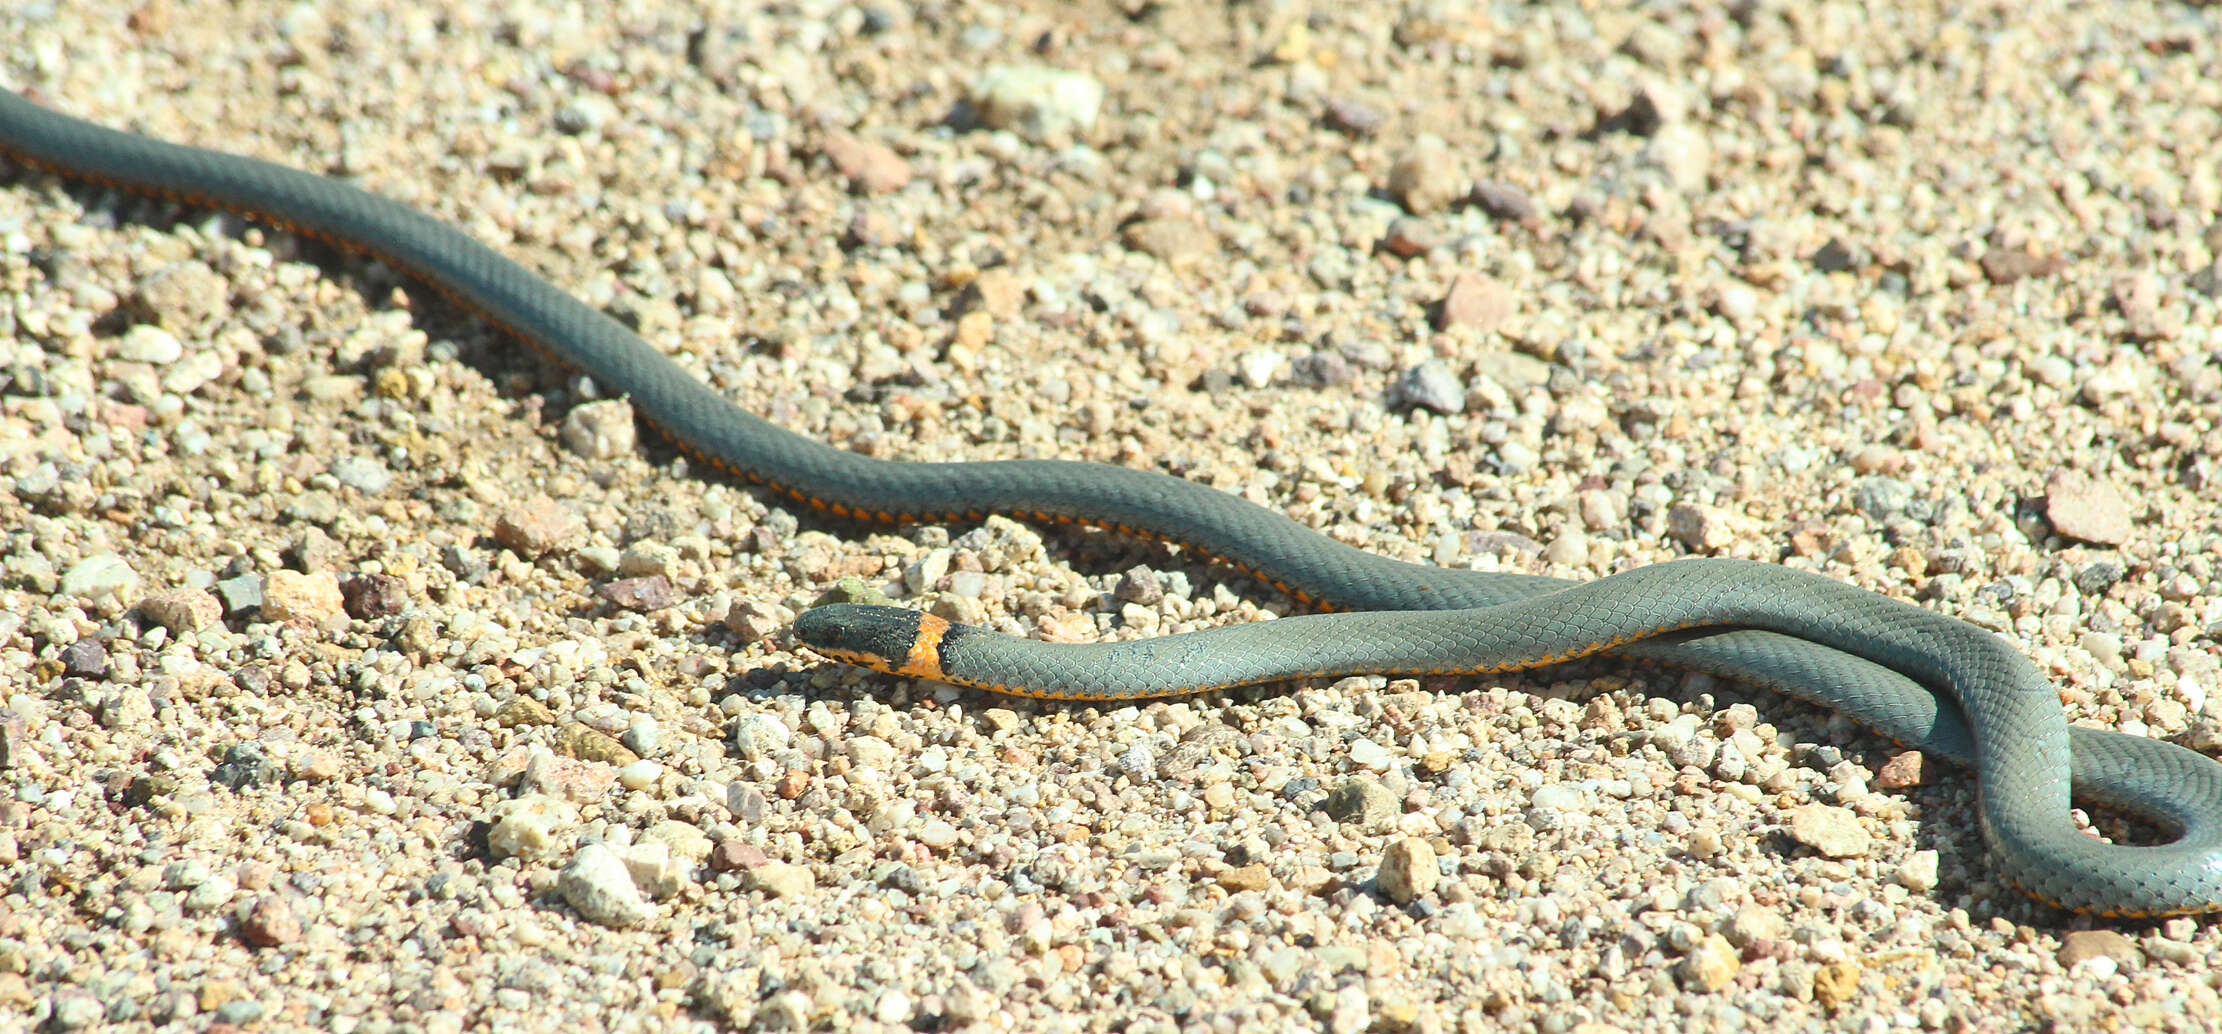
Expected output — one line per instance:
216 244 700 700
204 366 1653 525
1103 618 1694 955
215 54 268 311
619 760 665 791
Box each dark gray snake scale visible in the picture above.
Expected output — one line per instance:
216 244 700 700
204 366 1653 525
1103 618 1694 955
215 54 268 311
5 84 2219 916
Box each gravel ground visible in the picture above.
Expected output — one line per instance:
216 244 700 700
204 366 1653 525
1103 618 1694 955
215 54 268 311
5 1 2222 1031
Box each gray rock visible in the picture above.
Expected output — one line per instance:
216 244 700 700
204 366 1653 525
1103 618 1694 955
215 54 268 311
214 574 265 614
60 638 107 678
1392 359 1465 414
1852 476 1914 520
1324 776 1398 828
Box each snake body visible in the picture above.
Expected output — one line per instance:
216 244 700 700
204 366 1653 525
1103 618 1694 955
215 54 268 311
5 85 2220 915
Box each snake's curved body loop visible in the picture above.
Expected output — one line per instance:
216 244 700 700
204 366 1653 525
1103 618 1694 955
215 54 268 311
5 86 2219 915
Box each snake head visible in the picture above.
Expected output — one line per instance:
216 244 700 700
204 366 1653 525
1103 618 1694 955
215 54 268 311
792 604 948 679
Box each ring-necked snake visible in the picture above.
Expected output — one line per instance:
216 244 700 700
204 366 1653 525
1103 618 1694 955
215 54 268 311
5 84 2219 917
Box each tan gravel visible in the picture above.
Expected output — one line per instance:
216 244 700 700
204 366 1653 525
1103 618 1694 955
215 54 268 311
5 1 2222 1032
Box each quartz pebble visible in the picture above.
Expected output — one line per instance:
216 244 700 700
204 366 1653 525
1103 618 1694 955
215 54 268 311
559 843 655 927
61 553 139 600
972 65 1103 142
1785 804 1871 858
1376 838 1438 904
487 795 580 861
560 399 638 460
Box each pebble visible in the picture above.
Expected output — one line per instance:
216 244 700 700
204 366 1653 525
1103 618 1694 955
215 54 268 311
116 323 184 363
1218 864 1271 893
1873 750 1928 789
559 399 638 460
723 598 790 642
1677 933 1740 992
1723 906 1783 949
732 714 792 758
241 896 303 947
486 795 581 861
1785 803 1871 858
748 862 816 899
1387 138 1465 214
1345 738 1393 772
1121 218 1215 269
135 258 225 329
621 717 663 756
330 455 393 494
620 841 689 899
61 553 139 600
558 843 655 927
137 587 221 632
1851 476 1913 520
597 574 678 611
644 820 712 866
60 638 108 678
213 573 264 614
521 752 618 802
1898 850 1940 893
617 759 664 791
340 572 409 619
873 989 913 1025
1469 180 1537 223
821 131 912 194
1112 566 1163 605
1323 777 1399 828
1434 273 1514 334
1236 348 1285 389
496 697 557 728
553 96 612 135
972 65 1103 142
1321 96 1383 136
1812 961 1862 1008
262 570 344 623
1644 123 1712 193
1666 503 1738 552
2112 273 2181 342
495 497 581 556
1982 245 2065 284
48 991 103 1029
2058 930 2138 969
556 722 638 766
2044 469 2133 546
1391 359 1465 414
1376 838 1438 904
